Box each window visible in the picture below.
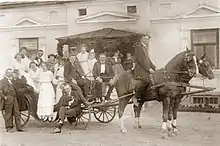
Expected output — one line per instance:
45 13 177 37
49 11 58 20
19 38 38 56
193 97 203 104
191 29 219 68
209 97 218 104
127 6 137 13
78 8 87 16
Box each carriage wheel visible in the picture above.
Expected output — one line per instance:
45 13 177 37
19 98 31 127
74 107 91 130
93 105 116 123
1 98 31 128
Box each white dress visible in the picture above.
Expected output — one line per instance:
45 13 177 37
77 52 89 75
53 64 64 104
37 70 55 117
12 59 29 73
87 58 97 80
28 68 40 92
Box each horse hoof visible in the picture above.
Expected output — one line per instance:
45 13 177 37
162 131 168 139
121 129 127 134
173 128 179 135
138 125 142 129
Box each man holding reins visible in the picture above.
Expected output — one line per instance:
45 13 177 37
132 36 157 127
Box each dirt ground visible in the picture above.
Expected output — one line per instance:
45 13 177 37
0 102 220 146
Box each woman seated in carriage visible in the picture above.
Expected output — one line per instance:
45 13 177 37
53 83 92 133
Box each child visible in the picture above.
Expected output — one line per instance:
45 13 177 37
37 62 55 122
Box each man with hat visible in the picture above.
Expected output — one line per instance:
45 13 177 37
0 68 26 133
52 83 92 133
132 35 157 127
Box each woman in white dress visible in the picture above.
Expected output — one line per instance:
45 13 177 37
37 62 55 122
28 61 40 92
53 58 65 104
77 44 89 75
87 49 97 80
12 53 29 73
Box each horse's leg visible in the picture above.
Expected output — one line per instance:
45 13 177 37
118 97 130 133
167 98 175 137
172 96 181 135
162 97 170 139
133 99 144 129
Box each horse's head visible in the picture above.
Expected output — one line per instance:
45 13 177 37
181 47 198 77
197 54 215 80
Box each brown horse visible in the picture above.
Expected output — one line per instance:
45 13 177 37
111 49 198 134
165 54 215 138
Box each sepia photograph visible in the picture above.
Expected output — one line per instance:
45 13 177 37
0 0 219 146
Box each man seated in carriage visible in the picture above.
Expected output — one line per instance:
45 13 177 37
53 83 91 133
12 69 34 111
93 53 114 101
64 54 89 99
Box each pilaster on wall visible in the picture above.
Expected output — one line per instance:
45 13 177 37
39 37 46 61
180 29 191 51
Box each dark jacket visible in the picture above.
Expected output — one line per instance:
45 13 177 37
123 58 134 70
35 57 43 66
134 43 156 78
64 61 85 83
93 61 114 80
54 90 87 111
0 77 17 108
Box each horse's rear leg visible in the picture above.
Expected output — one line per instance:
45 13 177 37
172 97 181 135
118 97 130 133
162 97 170 139
133 100 144 129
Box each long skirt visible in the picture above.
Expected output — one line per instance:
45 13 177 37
37 82 55 117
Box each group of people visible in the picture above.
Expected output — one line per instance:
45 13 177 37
0 35 157 134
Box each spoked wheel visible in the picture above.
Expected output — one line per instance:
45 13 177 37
93 105 116 123
74 107 91 130
19 98 31 127
2 98 31 128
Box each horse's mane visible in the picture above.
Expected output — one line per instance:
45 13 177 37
164 51 186 72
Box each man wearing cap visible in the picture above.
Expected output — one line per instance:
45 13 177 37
53 84 91 133
0 68 26 133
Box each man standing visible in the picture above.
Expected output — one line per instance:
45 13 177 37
35 50 44 66
64 54 89 99
93 53 114 100
0 68 26 133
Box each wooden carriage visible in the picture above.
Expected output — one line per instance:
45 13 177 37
2 28 147 129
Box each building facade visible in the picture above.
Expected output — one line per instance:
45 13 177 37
1 0 220 98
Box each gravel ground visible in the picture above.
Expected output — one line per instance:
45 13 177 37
0 102 220 146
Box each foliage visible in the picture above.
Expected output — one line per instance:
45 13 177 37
56 35 141 58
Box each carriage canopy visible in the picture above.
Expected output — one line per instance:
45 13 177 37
55 28 147 57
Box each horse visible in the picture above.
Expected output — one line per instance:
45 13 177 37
111 49 198 134
164 54 215 138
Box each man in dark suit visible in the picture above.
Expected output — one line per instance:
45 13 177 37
133 36 157 115
53 84 91 133
0 68 26 133
12 69 34 111
93 53 114 100
35 50 44 66
64 54 89 99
